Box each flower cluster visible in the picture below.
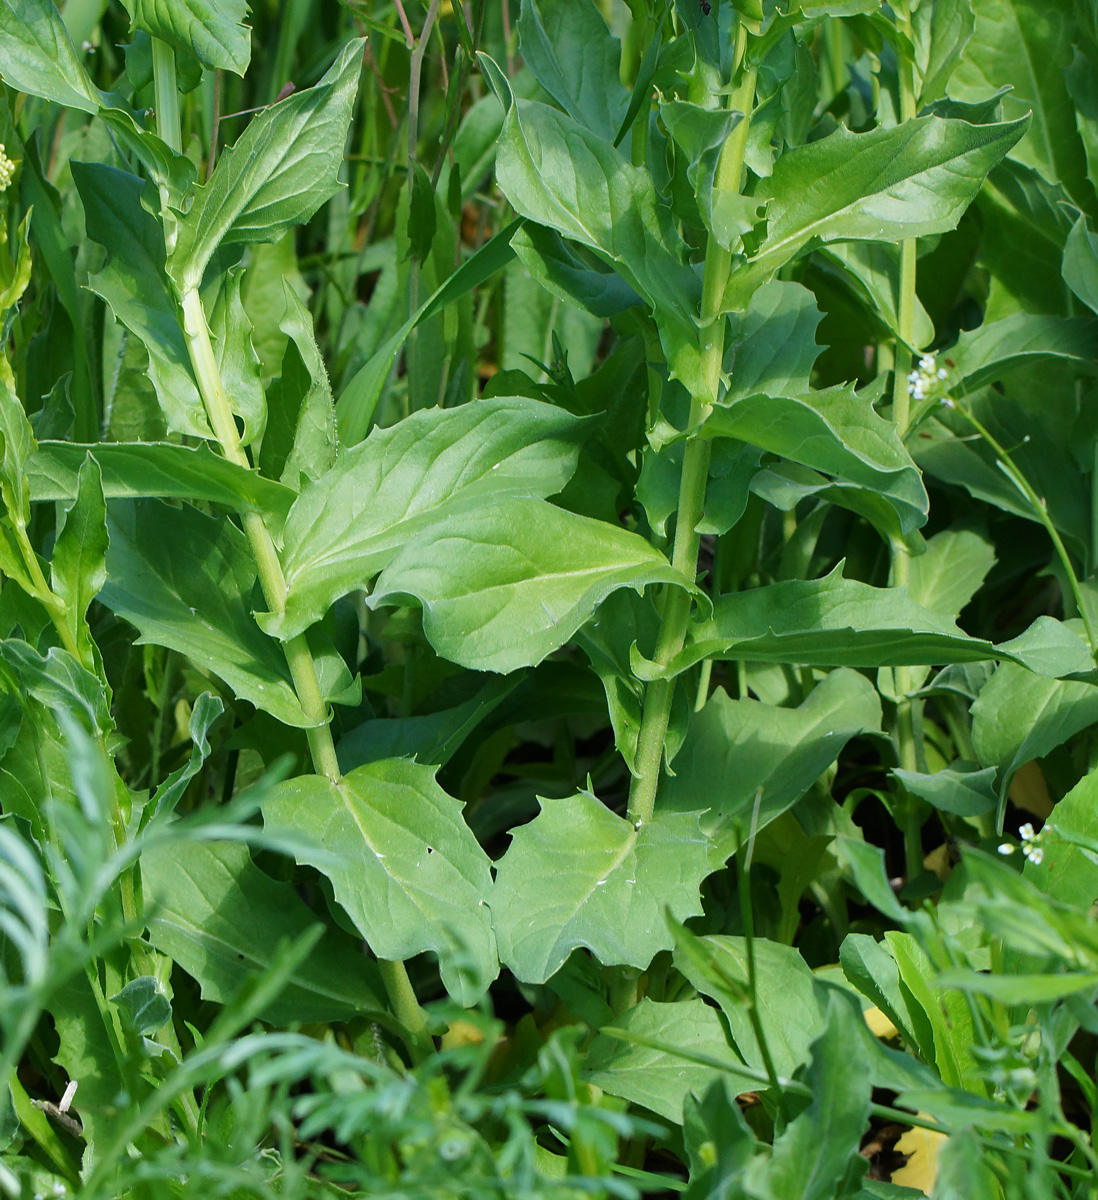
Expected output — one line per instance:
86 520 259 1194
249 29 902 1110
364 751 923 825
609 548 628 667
907 353 953 408
998 822 1047 866
0 144 14 192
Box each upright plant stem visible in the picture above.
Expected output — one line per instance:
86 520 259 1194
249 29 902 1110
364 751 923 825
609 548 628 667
889 11 922 883
627 31 757 828
153 41 429 1061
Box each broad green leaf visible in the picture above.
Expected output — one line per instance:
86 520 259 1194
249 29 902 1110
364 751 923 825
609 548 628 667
0 0 102 113
369 498 689 674
682 1078 759 1200
819 241 935 348
492 789 717 983
703 383 928 537
28 440 296 525
49 455 107 669
725 279 825 401
262 759 496 1005
644 567 1088 678
510 223 643 318
72 162 210 441
725 114 1028 308
584 998 748 1121
337 675 518 773
894 764 998 817
120 0 250 74
266 397 589 642
913 0 976 106
972 664 1098 797
658 668 881 841
109 977 171 1037
660 99 744 247
929 1131 1002 1199
141 839 390 1025
51 972 121 1151
208 267 265 448
751 997 872 1200
951 0 1091 209
100 499 309 727
169 40 363 291
0 361 35 526
947 313 1098 394
517 0 627 142
841 932 931 1059
674 934 830 1080
0 640 110 733
886 930 980 1091
1030 769 1098 908
336 219 522 444
261 286 338 488
1063 214 1098 315
494 97 703 389
908 525 996 618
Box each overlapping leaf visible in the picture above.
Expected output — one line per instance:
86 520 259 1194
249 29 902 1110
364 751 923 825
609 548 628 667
492 789 717 984
262 759 497 1005
266 397 590 641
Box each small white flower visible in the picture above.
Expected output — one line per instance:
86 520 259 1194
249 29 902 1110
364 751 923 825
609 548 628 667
0 143 14 192
937 368 948 380
940 396 955 409
919 354 936 370
1000 823 1047 865
998 842 1015 856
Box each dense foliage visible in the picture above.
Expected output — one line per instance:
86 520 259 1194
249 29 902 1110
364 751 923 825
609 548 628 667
2 0 1098 1195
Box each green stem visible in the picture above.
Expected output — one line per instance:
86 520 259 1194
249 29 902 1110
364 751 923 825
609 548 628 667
178 287 429 1048
890 14 922 884
151 38 183 154
377 960 432 1063
626 40 757 828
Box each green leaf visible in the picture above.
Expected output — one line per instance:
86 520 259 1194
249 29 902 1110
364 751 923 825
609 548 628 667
934 968 1098 1004
28 440 295 525
972 664 1098 798
725 279 825 401
491 789 717 983
517 0 627 142
818 241 936 349
109 976 171 1037
947 312 1098 394
682 1078 759 1200
72 162 210 441
141 839 390 1024
908 525 996 618
0 359 36 526
266 397 589 642
262 758 496 1005
951 0 1092 210
119 0 250 73
660 99 745 247
725 114 1028 309
169 40 363 291
510 223 643 317
0 640 110 733
261 285 338 488
0 0 102 113
49 455 107 669
913 0 975 107
658 668 881 840
929 1131 1001 1199
674 933 830 1080
1062 214 1098 315
1030 768 1098 907
369 497 689 674
495 99 703 388
645 567 1080 678
584 998 748 1122
703 384 928 537
753 997 872 1200
100 499 308 727
893 764 998 817
208 267 265 448
146 691 223 821
841 932 930 1057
